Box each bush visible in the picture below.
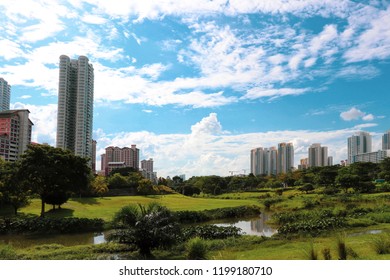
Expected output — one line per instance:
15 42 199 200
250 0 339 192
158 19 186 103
186 237 208 260
0 217 105 234
0 244 18 260
372 234 390 254
174 206 261 224
182 225 242 240
263 197 283 209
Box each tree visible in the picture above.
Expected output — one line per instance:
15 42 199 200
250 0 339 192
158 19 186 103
17 144 92 217
91 175 109 197
110 203 181 256
298 183 314 194
379 157 390 181
336 171 359 193
315 165 340 187
137 179 156 195
0 160 31 215
107 173 129 189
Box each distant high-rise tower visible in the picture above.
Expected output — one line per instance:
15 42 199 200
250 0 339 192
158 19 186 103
277 142 294 174
56 55 94 160
347 131 372 164
308 143 329 167
250 147 278 176
102 145 140 175
0 109 33 161
0 78 11 112
383 130 390 150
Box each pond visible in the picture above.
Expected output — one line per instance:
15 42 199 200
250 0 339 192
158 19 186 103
0 213 277 248
213 211 278 237
0 231 110 248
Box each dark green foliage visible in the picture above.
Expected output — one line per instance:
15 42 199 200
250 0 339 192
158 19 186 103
182 225 242 240
174 205 261 224
371 234 390 254
44 191 69 209
274 210 346 236
322 248 332 260
110 203 181 256
0 160 31 215
0 217 104 234
186 237 208 260
299 183 314 194
337 235 347 260
174 210 209 223
179 185 201 196
263 197 283 209
0 244 18 260
17 144 92 216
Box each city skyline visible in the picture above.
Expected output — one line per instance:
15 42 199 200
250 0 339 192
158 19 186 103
1 1 390 177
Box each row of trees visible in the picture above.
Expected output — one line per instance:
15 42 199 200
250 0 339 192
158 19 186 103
167 159 390 195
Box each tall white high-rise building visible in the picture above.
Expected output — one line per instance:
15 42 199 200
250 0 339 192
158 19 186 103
56 55 94 160
308 143 329 167
383 130 390 150
0 78 11 112
277 143 294 174
347 131 372 164
250 147 265 176
250 147 278 176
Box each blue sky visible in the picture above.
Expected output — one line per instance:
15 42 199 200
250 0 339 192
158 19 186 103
1 0 389 177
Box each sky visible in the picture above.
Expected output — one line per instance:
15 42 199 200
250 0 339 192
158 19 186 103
0 0 389 178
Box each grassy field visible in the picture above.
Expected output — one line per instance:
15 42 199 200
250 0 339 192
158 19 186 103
15 194 260 221
2 190 390 260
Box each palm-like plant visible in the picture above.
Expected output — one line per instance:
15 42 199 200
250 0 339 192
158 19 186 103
110 202 181 257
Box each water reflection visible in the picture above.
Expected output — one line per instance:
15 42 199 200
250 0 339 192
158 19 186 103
0 213 279 248
214 212 278 237
0 231 109 248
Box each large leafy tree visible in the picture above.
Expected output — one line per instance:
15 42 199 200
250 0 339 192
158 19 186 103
17 144 92 216
0 160 31 215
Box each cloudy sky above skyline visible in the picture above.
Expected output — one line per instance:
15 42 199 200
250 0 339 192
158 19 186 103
1 0 389 177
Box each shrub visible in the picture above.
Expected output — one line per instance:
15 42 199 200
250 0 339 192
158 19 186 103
186 237 208 260
174 206 261 224
0 217 105 234
337 234 347 260
263 197 283 209
182 225 242 240
0 244 18 260
322 248 332 260
109 203 181 256
372 234 390 255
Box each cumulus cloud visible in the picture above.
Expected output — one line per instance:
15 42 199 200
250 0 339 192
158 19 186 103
11 102 58 145
340 107 375 122
93 113 367 177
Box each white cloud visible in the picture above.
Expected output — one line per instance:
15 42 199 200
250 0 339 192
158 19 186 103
190 113 223 136
242 87 311 101
344 6 390 62
93 113 370 177
362 114 375 121
11 102 57 145
0 39 25 60
340 107 376 122
81 14 108 25
19 95 32 99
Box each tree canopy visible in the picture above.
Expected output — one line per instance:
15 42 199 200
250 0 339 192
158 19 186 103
17 144 92 216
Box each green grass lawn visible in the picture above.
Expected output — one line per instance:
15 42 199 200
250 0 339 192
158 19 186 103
17 194 260 221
